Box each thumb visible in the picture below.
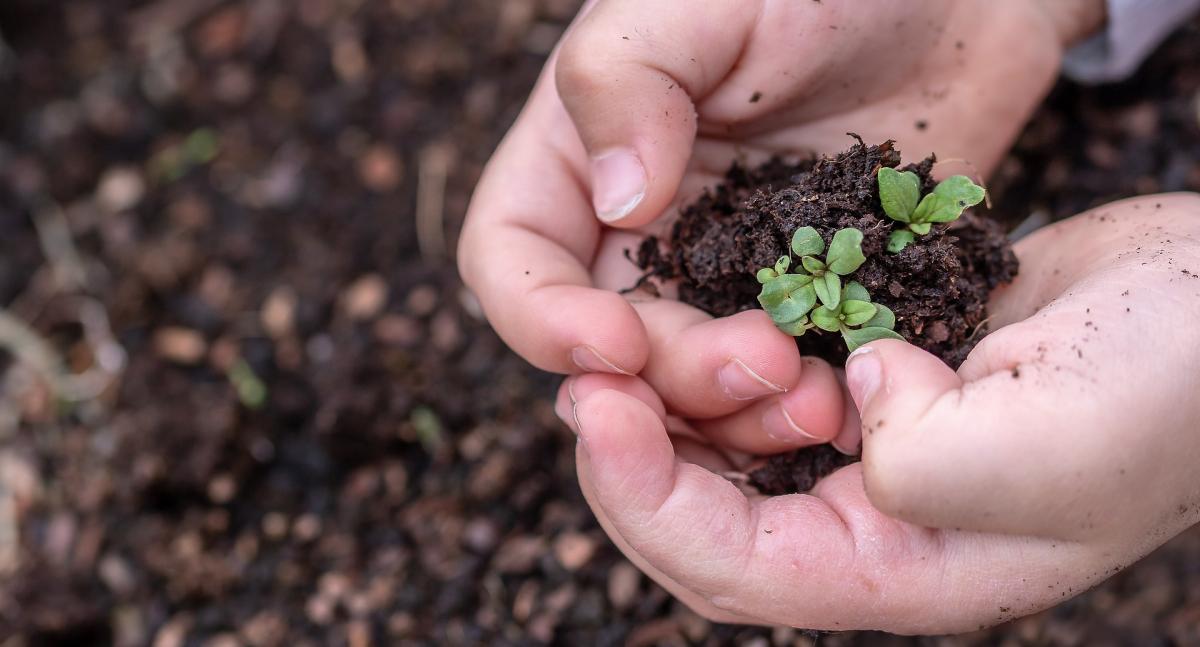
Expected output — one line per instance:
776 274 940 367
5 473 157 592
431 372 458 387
845 338 1090 538
554 0 757 227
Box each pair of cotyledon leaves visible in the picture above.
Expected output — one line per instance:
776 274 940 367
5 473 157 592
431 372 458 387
878 167 986 252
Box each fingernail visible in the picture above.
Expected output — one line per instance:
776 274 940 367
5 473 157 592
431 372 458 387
571 345 631 375
718 359 785 401
554 377 578 431
591 149 646 223
831 436 861 456
845 347 882 411
762 404 820 443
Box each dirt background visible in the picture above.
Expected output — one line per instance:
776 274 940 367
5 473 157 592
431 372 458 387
0 1 1197 645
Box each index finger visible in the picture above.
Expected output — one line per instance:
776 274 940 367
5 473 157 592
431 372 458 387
458 55 648 375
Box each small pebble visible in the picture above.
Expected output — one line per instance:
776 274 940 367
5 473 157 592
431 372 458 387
99 554 137 595
262 512 289 540
97 166 145 212
512 580 539 622
152 615 191 647
207 473 236 504
493 535 544 574
341 274 388 320
373 315 420 346
553 531 596 571
240 611 286 646
293 514 322 541
154 327 207 364
404 285 438 316
607 561 641 610
463 518 499 552
261 287 297 338
358 145 402 192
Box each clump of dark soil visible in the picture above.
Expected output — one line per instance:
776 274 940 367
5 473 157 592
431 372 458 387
745 444 858 496
637 137 1019 495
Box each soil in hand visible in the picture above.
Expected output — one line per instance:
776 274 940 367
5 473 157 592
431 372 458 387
636 137 1019 495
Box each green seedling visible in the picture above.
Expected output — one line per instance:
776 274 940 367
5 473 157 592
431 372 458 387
756 227 902 349
760 226 867 309
809 281 904 352
878 168 986 252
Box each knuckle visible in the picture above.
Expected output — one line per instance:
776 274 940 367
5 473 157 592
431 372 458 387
861 440 923 520
554 33 610 101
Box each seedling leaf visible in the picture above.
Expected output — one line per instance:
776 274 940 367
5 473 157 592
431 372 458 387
864 303 896 329
841 300 878 326
911 175 986 224
878 167 920 223
843 281 870 303
930 175 986 217
910 222 932 235
801 256 826 274
843 326 905 352
887 230 916 253
791 226 825 257
779 316 812 336
758 274 816 323
826 228 866 274
815 272 841 308
810 306 842 332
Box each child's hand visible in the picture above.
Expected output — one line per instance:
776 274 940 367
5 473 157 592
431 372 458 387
853 192 1200 543
458 0 1094 429
557 194 1200 634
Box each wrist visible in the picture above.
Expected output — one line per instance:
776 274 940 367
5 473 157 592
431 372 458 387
1036 0 1108 47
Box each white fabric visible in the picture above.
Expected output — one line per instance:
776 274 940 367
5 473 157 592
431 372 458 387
1063 0 1200 82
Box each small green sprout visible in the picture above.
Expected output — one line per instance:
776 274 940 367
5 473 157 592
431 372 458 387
227 358 267 410
788 226 866 308
809 282 904 352
878 168 986 252
756 227 903 350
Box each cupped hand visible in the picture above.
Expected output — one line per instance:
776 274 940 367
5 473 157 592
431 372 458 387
459 0 1088 455
557 194 1200 634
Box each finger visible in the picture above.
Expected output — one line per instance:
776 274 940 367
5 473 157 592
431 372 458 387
573 388 1113 633
554 0 761 226
850 334 1126 539
634 302 805 418
554 373 667 436
852 194 1200 539
829 368 864 455
458 50 648 375
695 357 845 454
581 472 755 626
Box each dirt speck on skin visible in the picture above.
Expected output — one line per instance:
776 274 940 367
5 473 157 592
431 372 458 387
750 91 763 103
